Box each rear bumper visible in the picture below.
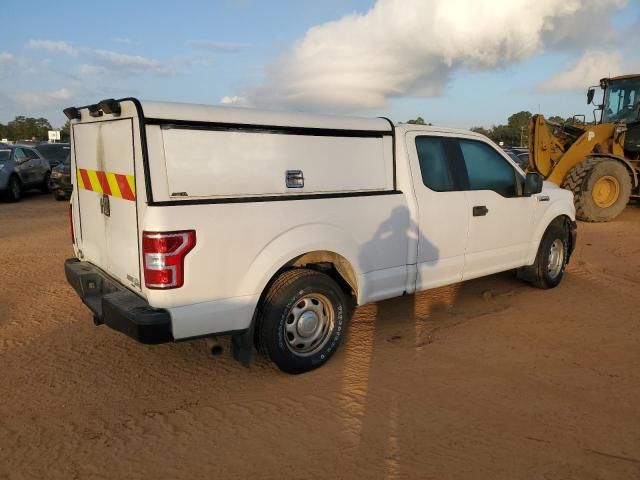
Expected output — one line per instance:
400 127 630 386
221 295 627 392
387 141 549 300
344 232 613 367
49 176 72 194
65 258 172 344
51 182 72 193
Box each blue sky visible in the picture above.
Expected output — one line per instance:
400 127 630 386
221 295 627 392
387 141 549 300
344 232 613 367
1 0 638 129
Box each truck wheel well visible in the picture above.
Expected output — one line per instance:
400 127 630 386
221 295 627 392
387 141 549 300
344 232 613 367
259 251 358 304
549 215 569 229
286 251 358 300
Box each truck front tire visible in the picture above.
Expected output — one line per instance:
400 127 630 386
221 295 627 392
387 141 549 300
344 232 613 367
518 222 569 289
257 268 349 374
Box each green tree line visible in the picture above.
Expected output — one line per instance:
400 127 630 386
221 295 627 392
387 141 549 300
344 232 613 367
0 116 70 142
472 111 582 147
407 112 581 147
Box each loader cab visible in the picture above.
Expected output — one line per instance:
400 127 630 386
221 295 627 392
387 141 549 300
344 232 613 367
593 75 640 125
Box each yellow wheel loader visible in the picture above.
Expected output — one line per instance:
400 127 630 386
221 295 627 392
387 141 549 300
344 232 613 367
529 74 640 222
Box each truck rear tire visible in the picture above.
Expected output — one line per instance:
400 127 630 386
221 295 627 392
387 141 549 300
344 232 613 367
518 222 569 289
562 158 631 222
257 268 349 374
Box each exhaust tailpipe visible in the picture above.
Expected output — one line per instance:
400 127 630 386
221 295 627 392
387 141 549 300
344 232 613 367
206 337 223 356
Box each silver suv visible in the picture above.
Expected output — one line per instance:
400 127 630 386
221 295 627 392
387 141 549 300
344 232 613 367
0 145 52 202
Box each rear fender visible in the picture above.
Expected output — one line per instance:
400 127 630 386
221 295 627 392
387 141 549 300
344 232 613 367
238 223 362 302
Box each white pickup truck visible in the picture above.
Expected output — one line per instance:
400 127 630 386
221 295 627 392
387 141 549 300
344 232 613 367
64 98 576 374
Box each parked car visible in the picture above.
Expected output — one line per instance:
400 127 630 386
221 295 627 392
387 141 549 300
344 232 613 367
0 145 51 201
503 147 529 169
50 154 72 200
515 151 529 169
64 98 577 374
35 142 71 167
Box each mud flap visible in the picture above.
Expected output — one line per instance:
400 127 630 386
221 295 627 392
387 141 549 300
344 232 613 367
231 327 254 367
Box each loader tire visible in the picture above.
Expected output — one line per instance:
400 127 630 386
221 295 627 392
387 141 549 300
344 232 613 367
562 158 631 222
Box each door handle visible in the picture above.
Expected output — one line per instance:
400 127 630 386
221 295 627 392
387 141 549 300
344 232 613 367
473 205 489 216
286 170 304 188
100 194 111 217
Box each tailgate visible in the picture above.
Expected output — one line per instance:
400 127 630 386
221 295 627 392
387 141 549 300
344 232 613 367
72 118 141 291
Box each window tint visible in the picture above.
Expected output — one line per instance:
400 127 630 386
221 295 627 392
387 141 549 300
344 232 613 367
415 136 454 191
25 149 40 159
36 144 70 161
14 148 27 161
459 140 517 197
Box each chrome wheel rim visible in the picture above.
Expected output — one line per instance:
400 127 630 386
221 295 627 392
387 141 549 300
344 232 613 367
284 293 335 357
548 239 565 278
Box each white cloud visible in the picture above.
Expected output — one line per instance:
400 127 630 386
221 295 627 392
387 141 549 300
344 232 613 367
191 41 250 53
0 52 14 64
13 88 74 110
90 49 174 75
112 37 132 44
27 39 77 55
77 64 107 77
220 95 250 106
27 39 175 76
236 0 627 112
538 50 625 92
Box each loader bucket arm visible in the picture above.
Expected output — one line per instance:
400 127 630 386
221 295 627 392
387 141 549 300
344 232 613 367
528 114 566 178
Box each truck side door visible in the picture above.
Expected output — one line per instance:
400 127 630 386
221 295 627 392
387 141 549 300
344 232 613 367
406 133 469 290
458 138 534 280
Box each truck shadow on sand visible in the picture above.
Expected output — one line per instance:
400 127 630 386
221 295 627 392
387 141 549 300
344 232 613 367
341 271 526 476
333 204 535 475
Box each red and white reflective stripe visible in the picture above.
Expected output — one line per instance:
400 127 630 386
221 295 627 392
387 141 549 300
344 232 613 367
76 168 136 201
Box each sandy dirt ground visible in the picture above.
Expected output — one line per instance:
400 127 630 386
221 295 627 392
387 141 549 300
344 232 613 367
1 194 639 480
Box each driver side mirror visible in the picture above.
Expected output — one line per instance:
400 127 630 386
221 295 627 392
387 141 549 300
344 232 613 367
523 172 543 196
587 87 595 105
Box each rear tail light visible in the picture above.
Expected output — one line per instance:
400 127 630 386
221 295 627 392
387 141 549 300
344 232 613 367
143 230 196 289
69 204 74 244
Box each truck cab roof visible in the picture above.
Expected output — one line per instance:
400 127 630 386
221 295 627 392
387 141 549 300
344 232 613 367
395 123 487 138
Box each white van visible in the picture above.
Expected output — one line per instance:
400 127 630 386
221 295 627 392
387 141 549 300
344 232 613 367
64 98 576 374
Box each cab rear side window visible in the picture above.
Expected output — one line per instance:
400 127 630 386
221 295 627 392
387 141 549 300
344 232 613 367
415 137 454 191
